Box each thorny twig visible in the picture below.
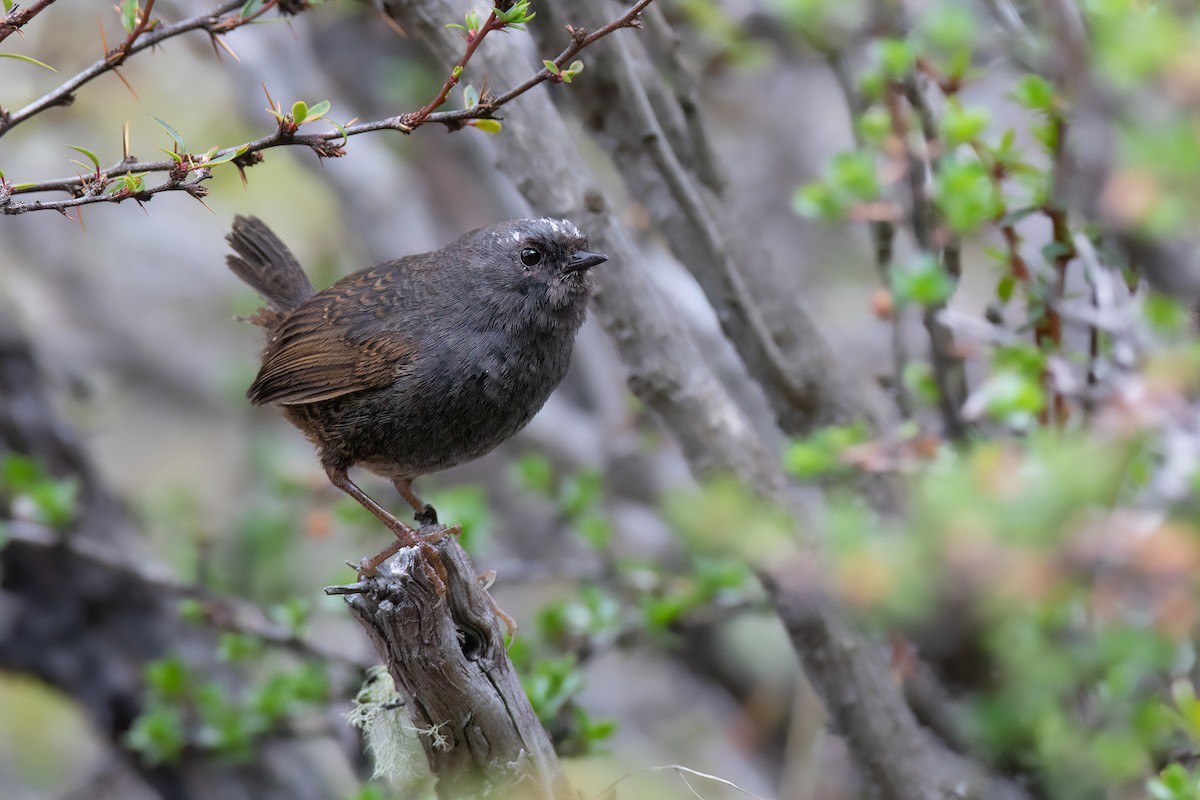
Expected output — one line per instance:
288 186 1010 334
0 0 57 43
0 0 657 216
401 8 503 129
0 0 267 138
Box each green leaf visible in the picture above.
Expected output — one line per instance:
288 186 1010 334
155 146 184 162
933 158 1001 233
876 38 915 79
1143 292 1189 333
124 707 186 766
1010 74 1057 114
559 468 603 519
575 513 611 550
784 440 838 479
939 102 990 148
783 423 870 479
827 150 880 199
240 0 266 19
217 632 263 663
270 598 310 637
857 107 891 143
121 0 139 34
463 84 480 108
145 657 190 701
2 0 13 13
290 100 308 124
0 53 58 72
996 274 1016 304
980 370 1045 422
151 116 186 151
511 453 554 495
543 60 560 75
119 173 145 193
177 598 205 624
471 119 502 134
64 145 101 173
327 119 349 140
640 593 695 630
919 5 976 54
495 0 535 26
891 253 956 307
205 148 240 164
304 99 331 122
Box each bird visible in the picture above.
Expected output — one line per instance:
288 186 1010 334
226 215 607 572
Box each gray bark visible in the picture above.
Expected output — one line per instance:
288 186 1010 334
331 538 570 800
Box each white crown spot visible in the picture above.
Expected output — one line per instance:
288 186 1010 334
537 217 579 238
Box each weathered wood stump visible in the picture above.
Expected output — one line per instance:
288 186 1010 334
328 533 569 800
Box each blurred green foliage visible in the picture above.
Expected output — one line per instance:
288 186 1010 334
0 453 78 530
769 0 1200 795
125 601 329 766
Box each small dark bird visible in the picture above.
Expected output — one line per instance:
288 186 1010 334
226 216 607 570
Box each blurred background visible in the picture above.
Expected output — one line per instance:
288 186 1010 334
6 1 1200 799
2 3 875 798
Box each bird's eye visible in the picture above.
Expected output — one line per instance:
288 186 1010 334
520 246 543 267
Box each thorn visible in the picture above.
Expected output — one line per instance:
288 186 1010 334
378 11 406 37
213 33 240 62
113 67 138 98
122 121 130 161
194 195 215 214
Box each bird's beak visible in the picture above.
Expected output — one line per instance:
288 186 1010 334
564 250 608 272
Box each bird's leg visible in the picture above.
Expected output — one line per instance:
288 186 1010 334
327 466 419 545
326 466 446 594
394 477 438 527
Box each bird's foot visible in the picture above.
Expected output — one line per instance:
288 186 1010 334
354 530 450 598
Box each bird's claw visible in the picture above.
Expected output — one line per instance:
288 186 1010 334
415 503 439 527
